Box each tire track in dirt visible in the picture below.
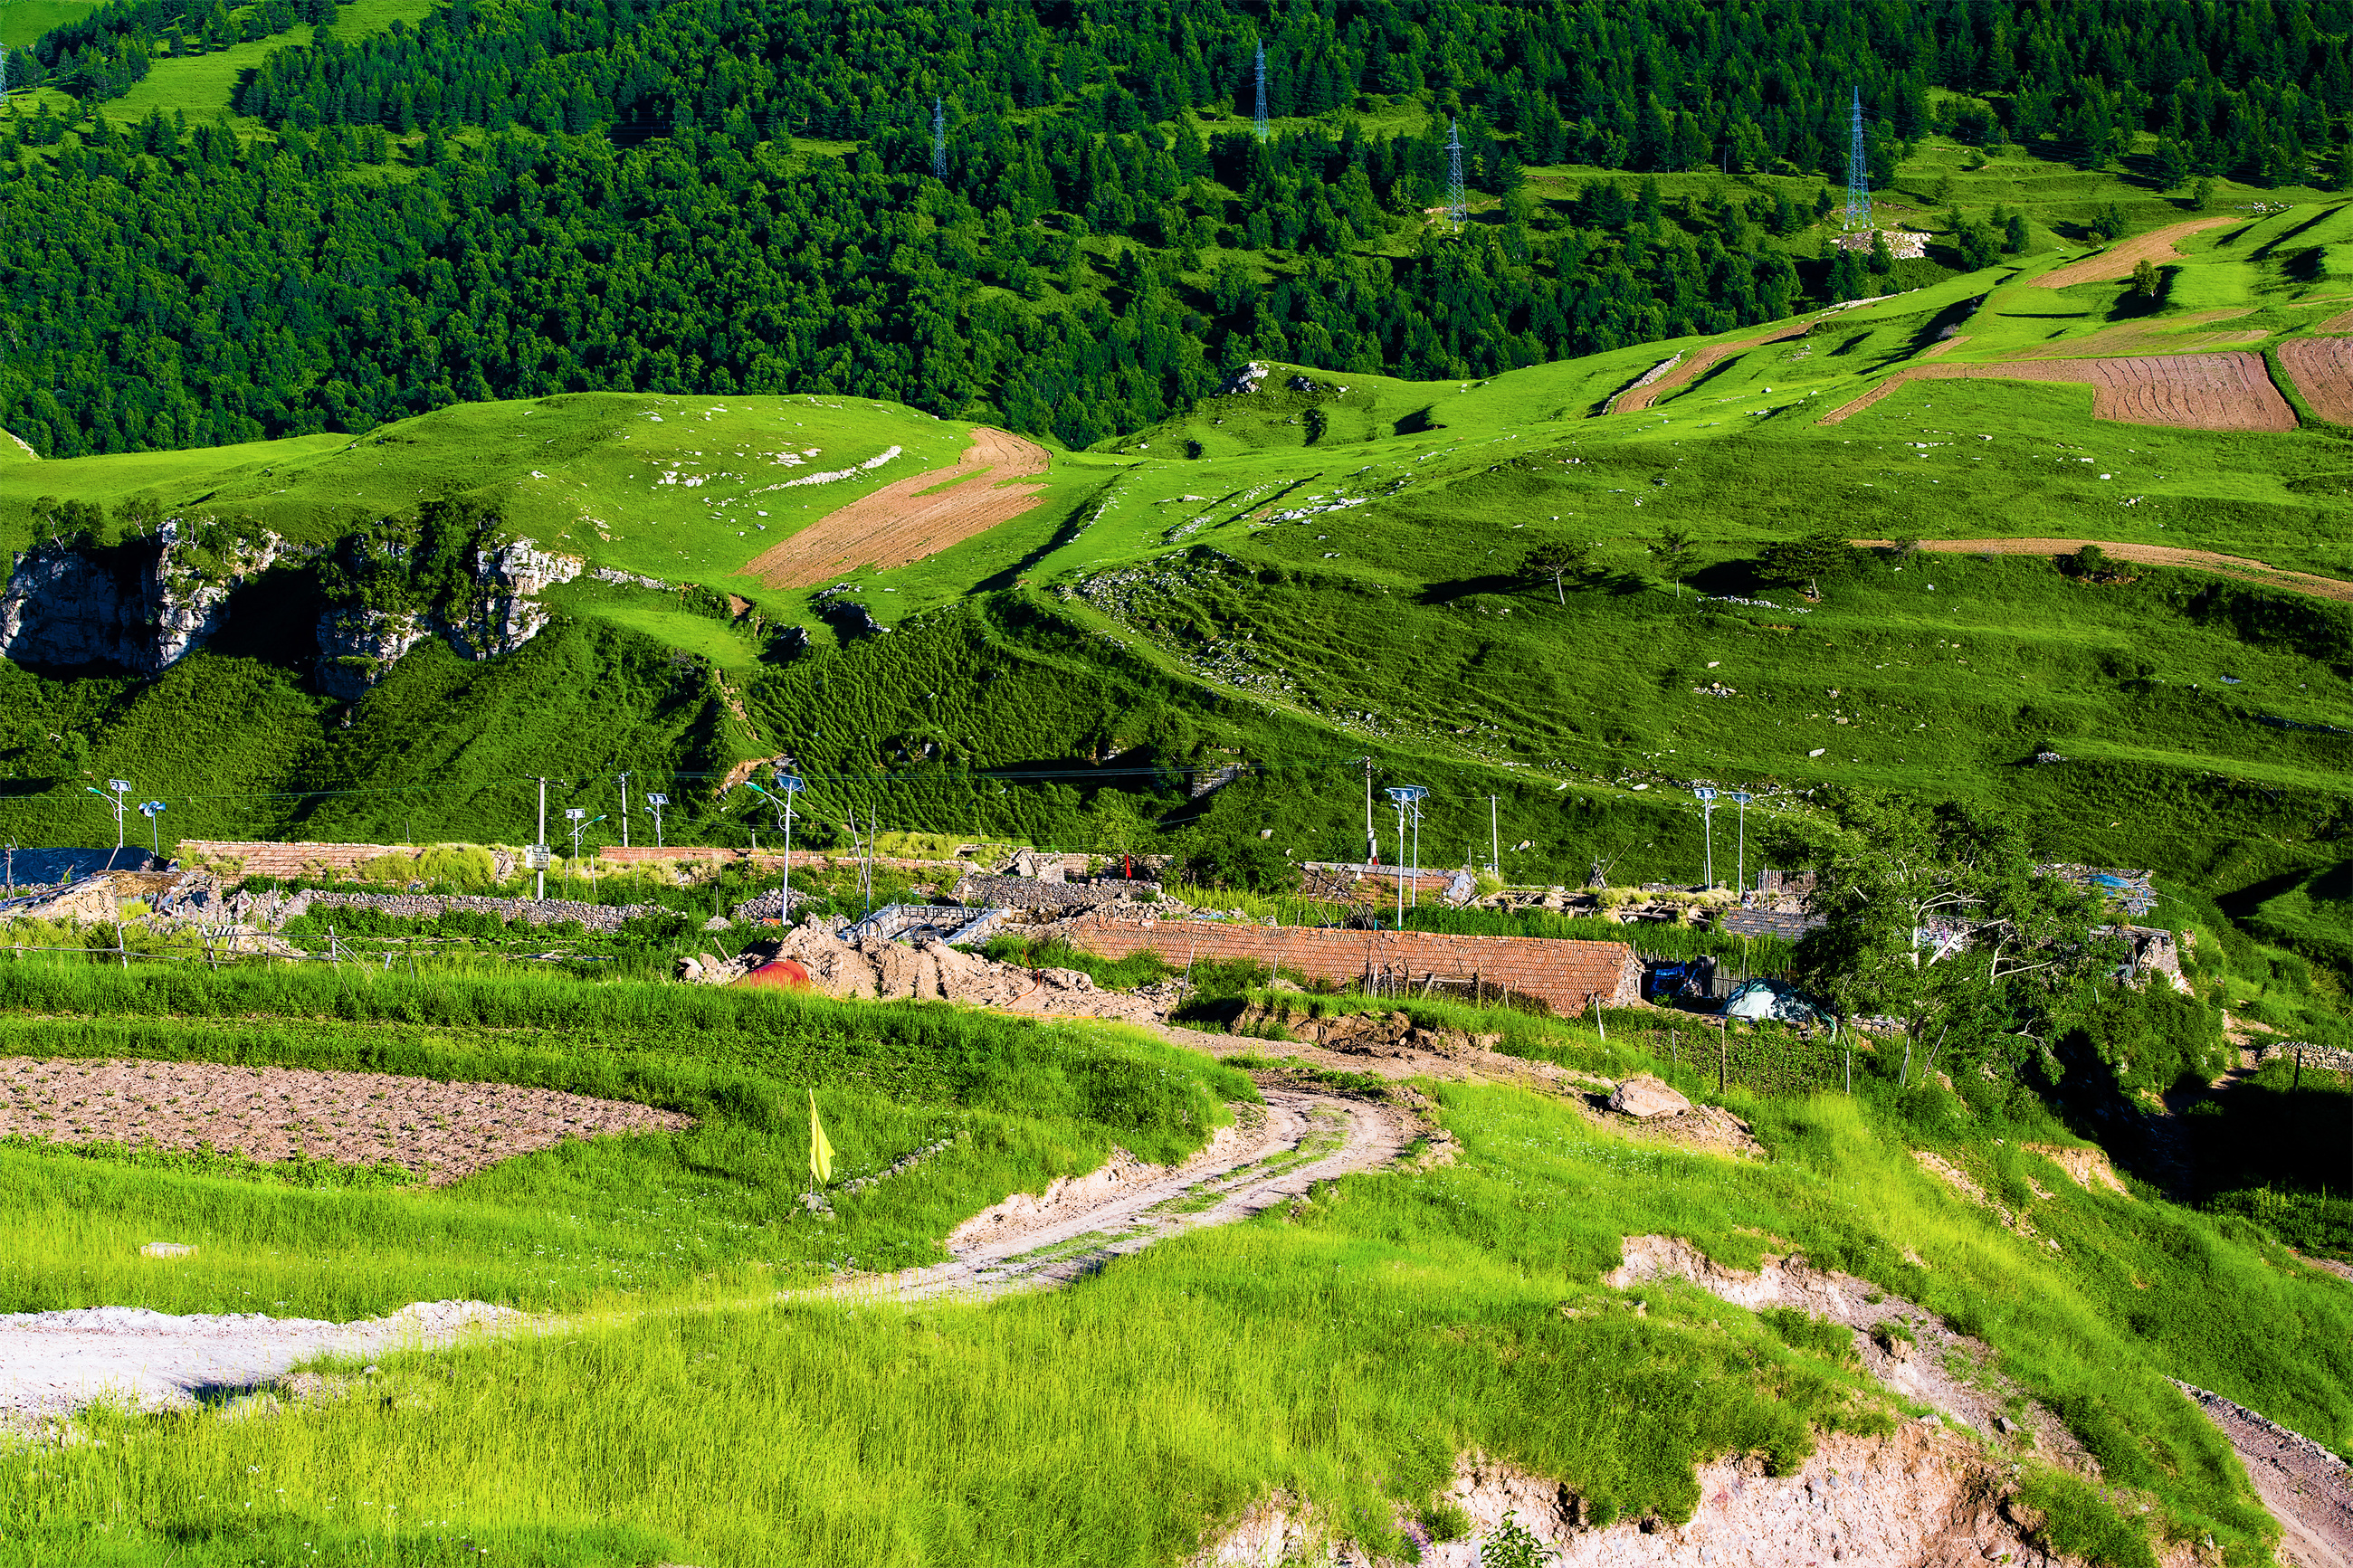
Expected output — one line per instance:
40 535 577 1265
746 426 1050 589
2280 337 2353 425
2034 217 2241 290
838 1084 1417 1303
1819 353 2295 432
1848 537 2353 603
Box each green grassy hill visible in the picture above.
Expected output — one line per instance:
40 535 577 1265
0 203 2348 1006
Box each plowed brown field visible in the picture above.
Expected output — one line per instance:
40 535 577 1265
1610 322 1809 413
2280 337 2353 425
1819 353 2294 432
1848 538 2353 603
2033 216 2240 289
748 426 1050 589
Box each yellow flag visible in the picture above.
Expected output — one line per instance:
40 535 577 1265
807 1090 834 1187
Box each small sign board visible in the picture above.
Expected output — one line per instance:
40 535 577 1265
524 844 552 870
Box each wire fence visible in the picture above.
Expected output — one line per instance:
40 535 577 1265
1602 1009 1854 1097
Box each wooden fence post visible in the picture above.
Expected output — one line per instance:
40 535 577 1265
1719 1022 1728 1095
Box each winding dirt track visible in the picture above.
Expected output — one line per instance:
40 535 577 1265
0 1081 1410 1426
2177 1382 2353 1568
1848 537 2353 603
747 426 1050 589
1820 353 2296 432
840 1085 1414 1303
2033 216 2241 289
1610 322 1811 413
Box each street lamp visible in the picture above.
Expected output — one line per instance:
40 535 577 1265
87 778 133 852
1693 786 1719 889
770 773 805 918
138 800 166 858
1383 785 1427 928
1729 790 1753 897
645 794 669 849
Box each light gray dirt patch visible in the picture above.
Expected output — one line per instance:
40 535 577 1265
0 1057 692 1183
0 1299 524 1432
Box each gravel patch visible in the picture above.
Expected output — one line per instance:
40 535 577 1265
0 1058 693 1183
0 1299 525 1432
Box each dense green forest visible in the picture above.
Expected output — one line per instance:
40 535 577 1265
3 0 2351 455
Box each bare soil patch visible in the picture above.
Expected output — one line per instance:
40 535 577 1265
747 426 1049 589
2281 337 2353 425
1849 537 2353 603
1820 353 2295 432
0 1058 691 1183
1610 322 1809 413
2033 217 2241 290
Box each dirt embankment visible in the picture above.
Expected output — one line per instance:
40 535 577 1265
1847 537 2353 604
1205 1423 2060 1568
0 1057 692 1183
747 426 1049 588
2033 217 2242 290
1820 352 2296 432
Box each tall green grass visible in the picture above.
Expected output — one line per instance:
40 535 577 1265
5 1079 2328 1567
0 965 1253 1316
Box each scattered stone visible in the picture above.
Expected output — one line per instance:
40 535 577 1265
138 1242 195 1259
1607 1074 1692 1120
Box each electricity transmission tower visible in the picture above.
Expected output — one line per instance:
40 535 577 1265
931 97 946 180
1845 87 1871 230
1445 118 1467 229
1253 41 1269 143
1 46 12 110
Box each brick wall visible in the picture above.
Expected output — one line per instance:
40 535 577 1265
1043 912 1642 1013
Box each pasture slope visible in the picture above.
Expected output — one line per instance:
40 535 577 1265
0 189 2348 1568
0 964 2342 1568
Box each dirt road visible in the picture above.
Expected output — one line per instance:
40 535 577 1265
2177 1382 2353 1568
2034 217 2241 290
0 1300 522 1430
0 1081 1414 1424
1849 537 2353 603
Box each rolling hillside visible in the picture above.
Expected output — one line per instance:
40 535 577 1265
1 197 2345 910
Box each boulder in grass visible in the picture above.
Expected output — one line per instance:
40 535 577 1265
1607 1075 1692 1120
140 1242 196 1259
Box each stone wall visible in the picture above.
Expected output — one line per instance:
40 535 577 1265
1040 911 1642 1013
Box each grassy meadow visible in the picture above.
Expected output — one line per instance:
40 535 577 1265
0 988 2343 1567
0 962 1250 1318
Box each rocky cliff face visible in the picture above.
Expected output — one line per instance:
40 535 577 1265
444 539 584 660
313 607 432 701
318 537 583 698
0 525 288 672
0 524 582 697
